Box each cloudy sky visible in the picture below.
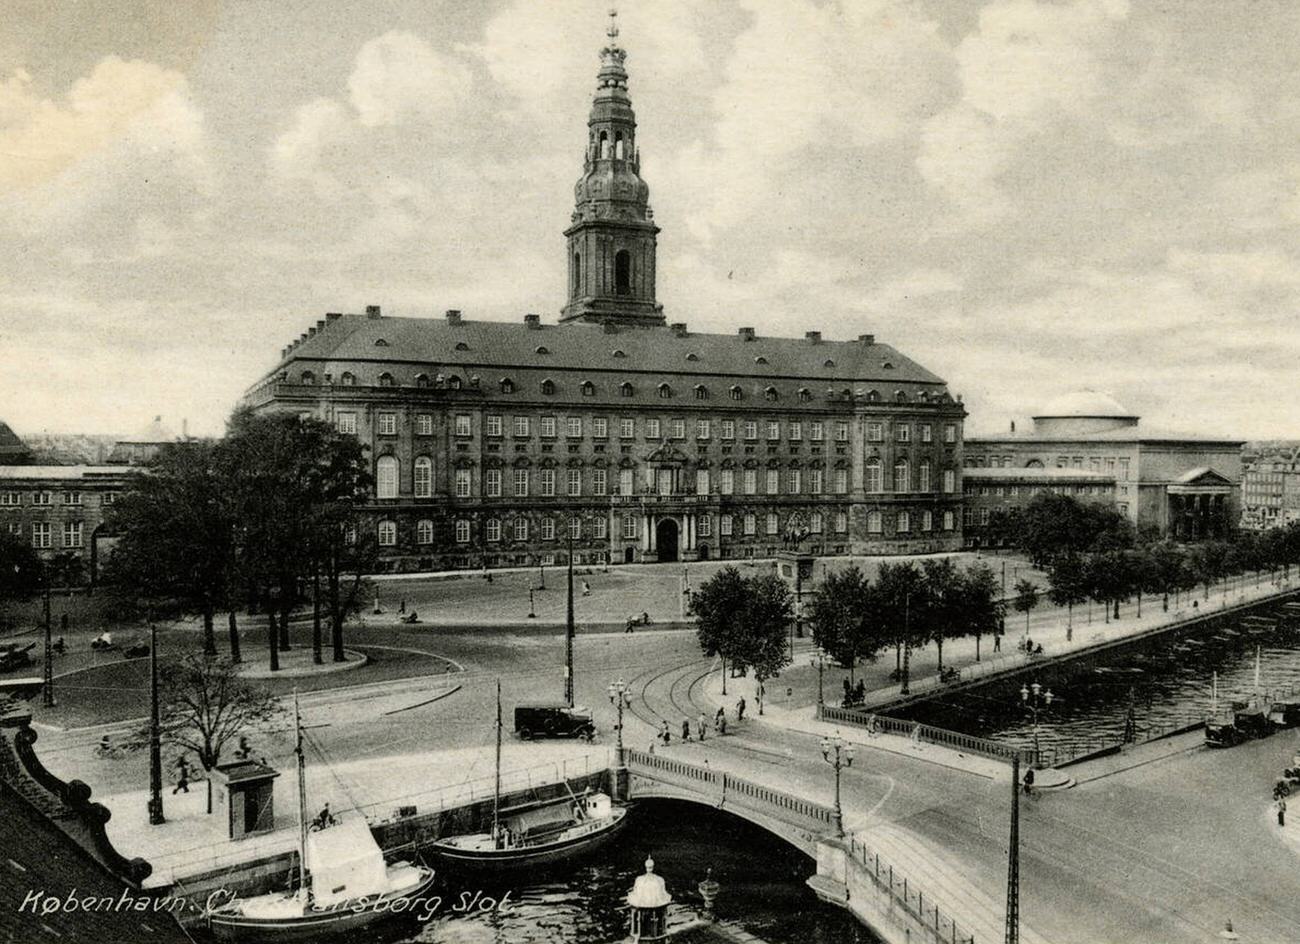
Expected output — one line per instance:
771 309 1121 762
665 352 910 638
3 0 1299 439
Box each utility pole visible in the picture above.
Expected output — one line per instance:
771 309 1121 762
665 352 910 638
147 620 164 825
565 531 575 707
1005 754 1020 944
41 564 54 708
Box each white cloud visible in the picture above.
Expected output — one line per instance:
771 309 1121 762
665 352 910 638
347 31 472 128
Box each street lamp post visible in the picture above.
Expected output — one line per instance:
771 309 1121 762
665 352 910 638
41 563 54 708
820 734 854 838
810 646 827 715
1020 681 1054 768
147 620 164 825
528 588 536 619
607 676 633 768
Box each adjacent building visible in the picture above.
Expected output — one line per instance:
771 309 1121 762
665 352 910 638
966 391 1241 541
1241 447 1300 531
241 23 966 572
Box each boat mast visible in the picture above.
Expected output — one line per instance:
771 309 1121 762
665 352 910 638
493 680 502 841
295 689 308 898
1255 646 1262 699
1211 671 1218 716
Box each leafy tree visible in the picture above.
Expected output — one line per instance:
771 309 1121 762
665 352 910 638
920 558 962 671
961 563 1002 662
104 442 234 656
805 565 880 682
876 562 925 694
693 566 749 685
0 531 41 632
126 655 280 813
1014 492 1134 566
1143 542 1185 613
1046 554 1088 639
736 574 794 715
1012 578 1039 637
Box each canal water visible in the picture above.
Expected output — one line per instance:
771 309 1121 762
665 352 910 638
360 800 876 944
899 606 1300 761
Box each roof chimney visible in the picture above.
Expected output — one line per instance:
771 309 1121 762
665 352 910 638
858 333 875 345
445 309 462 325
365 304 382 319
670 322 688 337
326 311 342 321
738 327 755 341
1010 420 1017 433
524 313 541 329
805 331 822 343
308 326 318 337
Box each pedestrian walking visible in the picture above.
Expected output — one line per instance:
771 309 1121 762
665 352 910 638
1023 767 1035 797
172 756 191 795
648 739 656 755
911 724 922 752
718 716 727 736
681 719 691 742
737 696 746 721
399 599 406 614
625 617 636 634
993 633 1002 652
582 581 592 597
697 713 707 741
1278 797 1288 827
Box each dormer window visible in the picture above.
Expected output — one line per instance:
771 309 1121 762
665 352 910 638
729 386 743 401
340 371 355 386
754 356 768 365
620 382 634 397
374 338 389 347
535 346 550 355
823 359 836 368
455 341 470 351
798 388 812 402
657 383 672 399
894 390 907 403
686 352 699 362
500 378 515 394
541 379 556 395
694 385 708 400
378 372 394 387
448 375 462 390
581 381 595 397
882 361 895 370
415 373 430 388
612 349 626 358
300 370 315 385
763 386 778 402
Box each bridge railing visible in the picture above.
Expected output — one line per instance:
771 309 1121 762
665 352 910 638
818 706 1036 767
847 836 976 944
624 750 835 833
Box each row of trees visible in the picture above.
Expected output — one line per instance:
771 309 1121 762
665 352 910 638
692 568 793 712
104 409 375 670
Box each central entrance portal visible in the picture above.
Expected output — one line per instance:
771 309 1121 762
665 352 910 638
655 518 680 563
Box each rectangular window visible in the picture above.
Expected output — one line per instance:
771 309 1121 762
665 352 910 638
897 511 911 533
378 413 397 436
1118 457 1130 480
836 512 849 533
720 515 733 536
979 508 991 526
412 413 431 436
455 519 470 543
743 469 757 495
455 469 471 499
567 417 582 438
896 424 910 443
486 414 503 437
696 469 709 495
810 421 824 442
620 418 635 438
33 492 51 506
919 464 931 492
567 469 582 497
787 469 801 494
487 519 502 542
942 424 955 443
414 461 433 498
541 416 557 438
336 412 357 434
920 424 932 443
8 523 19 537
0 492 20 506
594 517 608 539
569 516 581 539
514 416 530 437
377 521 396 546
789 421 802 441
721 420 735 440
63 521 83 548
942 469 956 494
767 421 780 440
619 468 634 496
720 469 735 495
540 469 556 497
743 514 756 536
541 517 555 540
696 419 710 440
514 518 529 541
646 418 661 439
454 414 471 436
835 422 849 442
63 491 81 505
922 510 933 531
593 417 608 438
867 422 883 442
514 469 529 497
376 460 398 499
943 510 955 531
657 469 673 495
593 469 607 495
671 419 685 440
809 469 823 494
743 421 757 440
698 515 712 538
485 469 502 497
623 516 637 540
810 512 823 533
834 469 849 494
766 469 779 495
766 512 779 535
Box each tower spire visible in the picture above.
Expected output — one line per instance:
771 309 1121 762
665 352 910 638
560 10 663 328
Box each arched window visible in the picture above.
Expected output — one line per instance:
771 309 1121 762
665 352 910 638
686 352 700 362
535 346 549 355
413 456 433 498
615 132 626 159
729 386 743 401
1026 459 1045 469
377 519 397 546
764 386 778 401
866 390 880 403
374 338 389 347
572 252 581 295
612 349 626 358
615 250 631 296
415 373 430 388
500 378 515 393
376 456 399 499
378 372 394 387
581 381 595 397
620 382 634 397
823 359 836 368
416 519 434 544
541 379 555 395
599 130 610 159
340 372 355 386
657 383 672 399
300 370 315 385
694 385 708 400
754 356 768 365
894 459 910 493
798 388 811 402
865 458 882 493
895 390 907 403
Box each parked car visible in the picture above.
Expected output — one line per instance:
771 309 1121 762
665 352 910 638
514 704 596 741
0 643 34 673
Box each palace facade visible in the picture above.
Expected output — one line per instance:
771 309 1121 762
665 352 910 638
241 22 966 571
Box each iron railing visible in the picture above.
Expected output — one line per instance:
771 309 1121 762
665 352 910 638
847 835 976 944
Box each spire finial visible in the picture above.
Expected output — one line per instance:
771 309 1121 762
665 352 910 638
607 8 619 40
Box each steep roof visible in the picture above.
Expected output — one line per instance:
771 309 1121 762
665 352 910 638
0 420 31 465
257 313 948 389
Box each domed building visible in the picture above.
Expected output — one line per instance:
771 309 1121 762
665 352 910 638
964 389 1241 543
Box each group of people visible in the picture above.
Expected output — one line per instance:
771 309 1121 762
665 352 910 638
841 678 868 708
624 612 651 633
653 698 746 749
1019 636 1046 656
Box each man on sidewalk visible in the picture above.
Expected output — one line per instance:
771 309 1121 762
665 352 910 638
697 713 707 741
172 756 191 795
737 696 746 722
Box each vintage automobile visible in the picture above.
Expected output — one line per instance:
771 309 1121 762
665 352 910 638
0 643 35 674
1205 702 1273 748
514 704 596 741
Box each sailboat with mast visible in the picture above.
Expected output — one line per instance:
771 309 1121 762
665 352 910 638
428 680 627 869
206 692 436 941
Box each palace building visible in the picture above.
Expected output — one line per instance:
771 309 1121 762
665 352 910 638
241 18 966 571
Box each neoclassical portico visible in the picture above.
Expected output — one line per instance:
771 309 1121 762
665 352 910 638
1167 468 1234 540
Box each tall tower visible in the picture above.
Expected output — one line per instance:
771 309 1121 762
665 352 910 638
561 11 664 327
